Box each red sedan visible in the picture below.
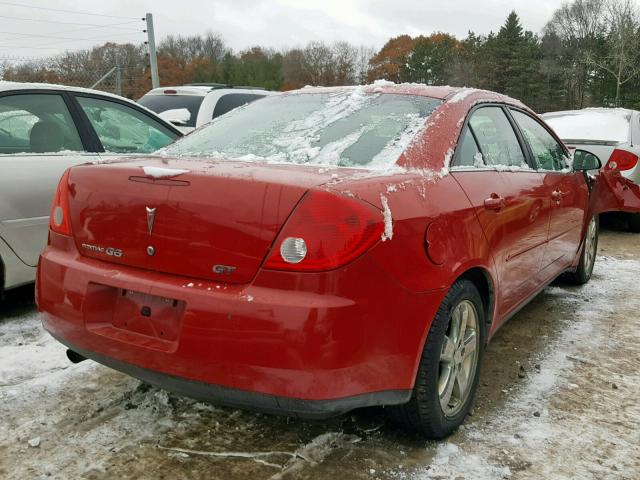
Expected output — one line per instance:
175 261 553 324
37 85 604 438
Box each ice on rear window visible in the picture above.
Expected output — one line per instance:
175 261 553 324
544 109 631 143
158 108 191 125
138 95 203 128
162 88 441 170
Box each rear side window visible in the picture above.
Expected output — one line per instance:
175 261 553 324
454 128 483 167
511 110 568 171
212 94 263 119
468 107 526 167
0 94 83 154
77 96 178 154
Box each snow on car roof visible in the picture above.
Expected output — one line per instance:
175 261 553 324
542 108 635 143
0 80 133 101
143 85 273 96
291 81 460 100
0 80 177 127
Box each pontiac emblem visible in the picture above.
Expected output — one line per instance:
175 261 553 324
146 207 156 236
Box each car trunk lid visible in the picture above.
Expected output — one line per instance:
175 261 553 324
67 158 351 284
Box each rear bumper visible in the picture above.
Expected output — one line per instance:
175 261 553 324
54 333 409 418
38 232 444 415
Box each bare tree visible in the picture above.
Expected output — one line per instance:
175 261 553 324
282 48 306 89
302 41 335 85
158 32 228 64
332 41 358 85
355 45 375 84
545 0 606 107
587 0 640 105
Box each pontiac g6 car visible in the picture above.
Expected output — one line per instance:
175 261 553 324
38 85 613 438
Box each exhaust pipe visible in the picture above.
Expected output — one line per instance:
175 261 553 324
66 349 87 364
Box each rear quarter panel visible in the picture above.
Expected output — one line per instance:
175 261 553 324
330 173 497 297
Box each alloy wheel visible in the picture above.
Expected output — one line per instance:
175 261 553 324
584 217 597 273
438 299 480 417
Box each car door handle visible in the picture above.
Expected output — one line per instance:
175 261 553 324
484 193 505 211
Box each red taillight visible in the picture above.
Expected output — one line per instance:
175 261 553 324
163 89 177 94
49 169 72 236
264 190 384 272
606 149 638 171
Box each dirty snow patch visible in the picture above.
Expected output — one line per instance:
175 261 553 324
380 194 393 242
415 443 511 479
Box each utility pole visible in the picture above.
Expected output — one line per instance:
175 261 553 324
115 64 122 96
145 13 159 89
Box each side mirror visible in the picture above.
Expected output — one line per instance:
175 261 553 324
573 149 602 171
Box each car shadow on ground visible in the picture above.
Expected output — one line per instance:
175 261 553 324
0 283 35 320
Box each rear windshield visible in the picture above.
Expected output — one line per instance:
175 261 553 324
138 94 204 127
544 109 631 143
162 90 441 169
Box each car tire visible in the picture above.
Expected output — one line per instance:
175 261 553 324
387 279 485 438
628 213 640 233
565 215 599 285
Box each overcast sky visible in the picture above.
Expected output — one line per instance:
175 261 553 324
0 0 566 59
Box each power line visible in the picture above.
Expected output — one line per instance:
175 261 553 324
0 2 138 20
0 22 142 48
0 35 144 51
0 30 142 42
26 31 144 50
0 14 141 29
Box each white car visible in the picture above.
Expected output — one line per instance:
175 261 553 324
0 81 182 295
542 108 640 231
138 84 274 134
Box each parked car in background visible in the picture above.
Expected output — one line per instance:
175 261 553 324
542 108 640 231
0 82 182 295
137 84 274 133
39 85 605 438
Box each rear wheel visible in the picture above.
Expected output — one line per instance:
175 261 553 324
387 280 485 438
629 213 640 233
565 215 598 285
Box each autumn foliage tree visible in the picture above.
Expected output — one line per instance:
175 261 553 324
367 35 416 83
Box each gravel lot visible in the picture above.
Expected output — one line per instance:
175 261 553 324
1 224 638 480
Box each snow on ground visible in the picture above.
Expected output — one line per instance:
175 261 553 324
0 232 638 479
392 255 640 480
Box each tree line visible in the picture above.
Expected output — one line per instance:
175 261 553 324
1 0 639 113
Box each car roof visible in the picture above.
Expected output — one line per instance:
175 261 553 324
0 80 182 134
541 107 638 118
284 82 527 108
143 86 272 97
0 80 138 102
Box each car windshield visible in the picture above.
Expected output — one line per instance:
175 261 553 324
162 90 441 169
544 109 631 143
138 94 204 127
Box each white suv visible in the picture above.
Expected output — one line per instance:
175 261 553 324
138 84 274 133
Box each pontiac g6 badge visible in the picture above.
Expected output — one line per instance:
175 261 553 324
146 207 157 256
146 207 157 236
81 243 123 258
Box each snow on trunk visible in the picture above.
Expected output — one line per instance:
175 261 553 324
380 194 393 242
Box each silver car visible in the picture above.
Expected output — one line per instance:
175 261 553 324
0 82 182 295
542 108 640 231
